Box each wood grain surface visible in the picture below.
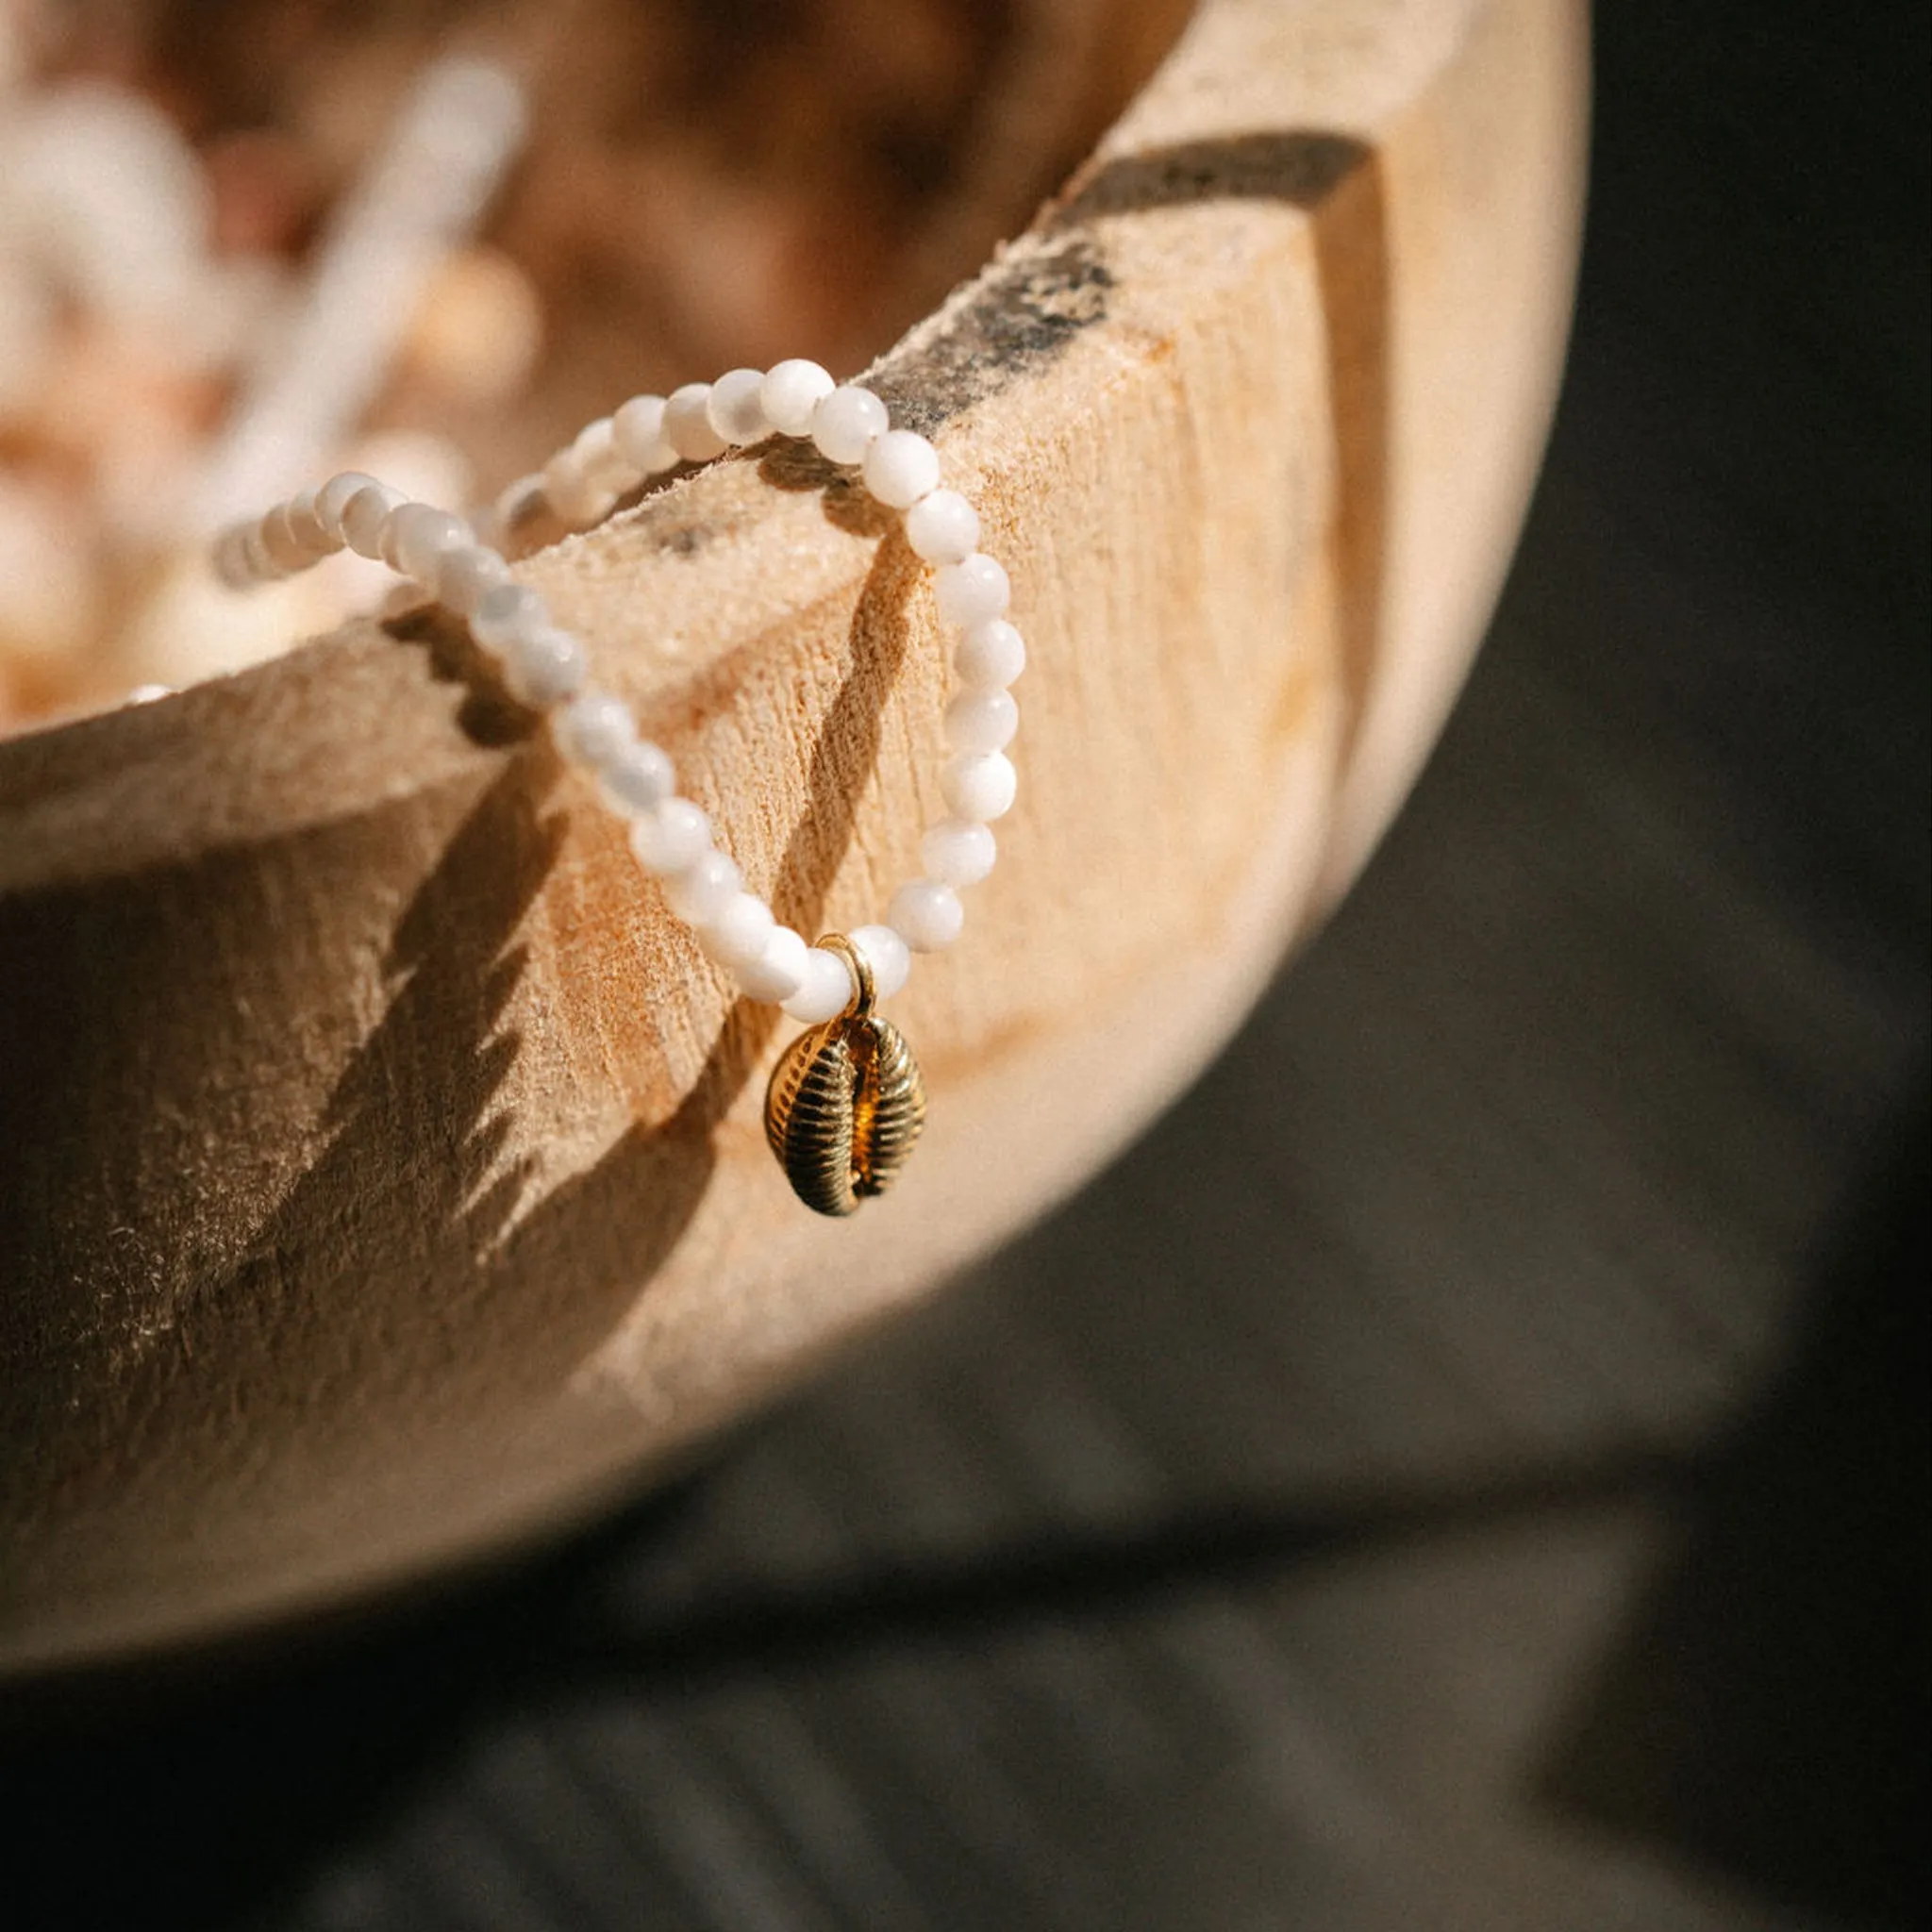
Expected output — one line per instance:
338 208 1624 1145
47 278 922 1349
0 0 1587 1670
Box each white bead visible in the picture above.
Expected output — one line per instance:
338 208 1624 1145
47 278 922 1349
367 500 414 570
545 426 623 524
707 368 768 444
436 544 511 617
613 395 678 474
759 358 835 437
341 482 407 559
920 817 997 887
782 946 858 1024
935 552 1010 626
862 429 940 509
373 499 423 572
597 739 676 817
738 924 810 1003
385 503 469 581
811 385 888 464
555 690 636 770
889 879 964 953
940 750 1018 823
284 489 331 556
663 849 742 924
541 449 589 515
698 891 775 970
314 471 381 538
943 688 1019 755
572 415 628 487
259 505 313 574
630 797 712 874
501 626 587 707
242 523 279 580
471 581 549 654
955 617 1026 688
849 924 912 1000
553 475 619 529
904 489 979 563
663 382 728 462
490 475 545 542
211 524 254 588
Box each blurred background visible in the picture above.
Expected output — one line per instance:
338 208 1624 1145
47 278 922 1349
2 0 1925 1927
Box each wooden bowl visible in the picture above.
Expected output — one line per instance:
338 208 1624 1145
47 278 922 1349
0 0 1588 1673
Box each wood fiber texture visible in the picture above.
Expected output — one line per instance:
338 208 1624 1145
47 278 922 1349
0 0 1587 1669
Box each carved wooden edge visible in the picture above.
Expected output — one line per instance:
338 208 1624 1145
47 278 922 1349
0 0 1589 1672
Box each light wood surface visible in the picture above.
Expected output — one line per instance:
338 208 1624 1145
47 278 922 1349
0 0 1588 1671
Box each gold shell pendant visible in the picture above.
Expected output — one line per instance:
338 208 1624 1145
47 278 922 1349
763 935 927 1216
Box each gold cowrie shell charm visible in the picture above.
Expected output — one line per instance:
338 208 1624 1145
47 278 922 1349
764 934 927 1216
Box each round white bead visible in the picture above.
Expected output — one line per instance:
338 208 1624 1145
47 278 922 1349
759 358 835 438
782 946 858 1024
955 617 1026 688
242 524 279 581
553 476 619 529
259 505 313 574
889 879 964 954
555 690 636 770
597 739 676 817
385 503 470 582
942 688 1019 755
935 552 1010 626
501 626 587 707
698 891 775 970
738 924 810 1003
541 451 589 523
490 475 545 543
211 525 254 588
284 489 331 555
630 797 712 874
314 471 381 539
544 426 622 524
920 817 997 887
663 382 728 462
904 489 979 564
568 487 622 533
861 429 940 509
811 385 888 464
341 482 407 559
613 395 678 474
436 545 511 617
371 502 415 570
849 924 912 1000
470 581 549 654
663 848 742 924
940 750 1018 823
707 367 769 444
572 415 628 487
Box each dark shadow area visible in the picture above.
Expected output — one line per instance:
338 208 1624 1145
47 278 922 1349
0 1435 1691 1932
0 1479 707 1932
1539 1070 1931 1928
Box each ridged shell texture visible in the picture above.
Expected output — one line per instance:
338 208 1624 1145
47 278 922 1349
764 1013 927 1215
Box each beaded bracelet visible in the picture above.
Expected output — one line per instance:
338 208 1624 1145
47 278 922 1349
213 359 1024 1216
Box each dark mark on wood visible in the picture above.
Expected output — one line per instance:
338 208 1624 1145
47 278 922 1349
757 450 898 540
1054 129 1370 221
875 235 1115 435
